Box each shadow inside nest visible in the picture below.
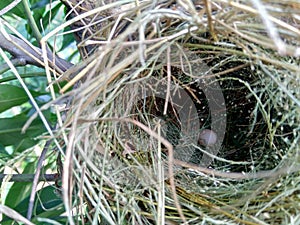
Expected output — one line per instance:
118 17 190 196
115 56 294 174
201 58 294 172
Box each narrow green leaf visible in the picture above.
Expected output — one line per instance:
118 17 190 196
31 0 53 10
0 143 11 161
0 113 47 150
14 138 39 153
0 84 28 113
4 161 36 209
40 2 62 32
60 28 76 52
0 0 24 18
32 186 64 217
3 185 64 223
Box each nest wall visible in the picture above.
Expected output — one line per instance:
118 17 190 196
59 1 300 224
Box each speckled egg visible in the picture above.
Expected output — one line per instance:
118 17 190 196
198 129 217 146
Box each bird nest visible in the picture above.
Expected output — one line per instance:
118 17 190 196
54 0 300 224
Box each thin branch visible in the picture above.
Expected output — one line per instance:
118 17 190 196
22 0 42 42
27 140 52 220
0 173 59 182
0 24 73 74
0 58 27 74
0 205 35 225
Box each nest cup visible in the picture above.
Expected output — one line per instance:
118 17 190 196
61 0 300 224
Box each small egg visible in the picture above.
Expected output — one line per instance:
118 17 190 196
199 129 217 146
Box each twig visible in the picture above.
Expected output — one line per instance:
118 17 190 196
0 173 59 182
0 20 73 73
27 140 51 220
0 58 27 74
0 205 35 225
22 0 42 42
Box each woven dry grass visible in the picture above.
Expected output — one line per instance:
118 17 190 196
48 0 300 224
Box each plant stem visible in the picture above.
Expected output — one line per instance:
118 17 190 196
0 173 59 182
22 0 42 42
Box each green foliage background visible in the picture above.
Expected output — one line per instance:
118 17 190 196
0 0 77 223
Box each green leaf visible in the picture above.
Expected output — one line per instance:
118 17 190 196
0 84 28 113
14 137 40 153
2 185 64 224
59 27 76 52
31 0 59 11
1 164 65 224
0 143 11 161
4 161 36 209
32 186 64 218
0 113 47 151
0 72 46 84
27 1 62 39
39 2 62 32
31 0 50 10
0 0 24 18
